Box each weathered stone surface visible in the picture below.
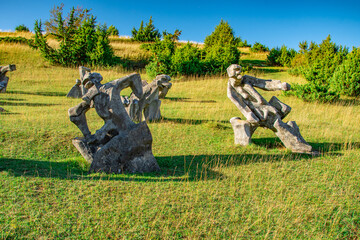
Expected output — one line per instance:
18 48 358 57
66 66 91 98
69 71 160 173
126 74 171 122
227 64 313 154
0 64 16 93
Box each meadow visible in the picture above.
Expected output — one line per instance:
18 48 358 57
1 34 360 239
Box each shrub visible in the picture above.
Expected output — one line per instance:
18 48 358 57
131 17 161 42
331 47 360 96
172 42 204 76
142 34 175 78
267 46 296 67
15 24 30 32
250 42 269 53
267 47 281 66
287 35 348 102
33 7 117 67
0 37 35 47
238 39 251 48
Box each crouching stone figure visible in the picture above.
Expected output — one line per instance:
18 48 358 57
227 64 313 154
0 64 16 93
125 74 171 122
66 66 91 98
68 71 160 173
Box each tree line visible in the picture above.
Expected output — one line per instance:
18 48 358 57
9 4 360 103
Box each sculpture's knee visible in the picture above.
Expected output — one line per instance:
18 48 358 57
268 96 291 119
69 102 90 118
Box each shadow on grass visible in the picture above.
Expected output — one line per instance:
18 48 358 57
0 143 339 182
164 97 216 103
251 68 285 74
0 100 59 107
0 97 26 101
241 59 268 67
332 98 360 107
160 117 228 125
7 90 67 97
0 111 20 115
252 137 348 153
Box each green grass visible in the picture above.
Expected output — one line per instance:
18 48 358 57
1 39 360 238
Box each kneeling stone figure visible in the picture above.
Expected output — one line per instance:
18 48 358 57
227 64 313 154
68 71 160 173
125 74 172 122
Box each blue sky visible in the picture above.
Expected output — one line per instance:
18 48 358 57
1 0 359 50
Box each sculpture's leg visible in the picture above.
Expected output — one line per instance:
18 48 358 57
268 96 292 119
127 99 141 122
88 120 118 144
68 102 91 138
159 87 169 99
0 76 9 93
144 100 161 121
230 117 258 146
273 119 312 153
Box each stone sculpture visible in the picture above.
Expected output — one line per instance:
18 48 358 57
227 64 313 153
68 71 160 173
125 74 171 122
66 66 91 98
0 64 16 93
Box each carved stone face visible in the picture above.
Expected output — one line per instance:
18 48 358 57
155 74 171 88
227 64 242 79
83 72 103 89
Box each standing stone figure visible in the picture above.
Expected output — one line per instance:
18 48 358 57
0 64 16 93
227 64 313 153
126 74 172 122
66 66 91 98
68 71 160 173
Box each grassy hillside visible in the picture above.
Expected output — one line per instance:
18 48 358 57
1 36 360 238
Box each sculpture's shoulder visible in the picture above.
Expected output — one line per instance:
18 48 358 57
242 75 258 83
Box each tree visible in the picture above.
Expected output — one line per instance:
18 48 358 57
33 6 117 67
250 42 269 53
203 20 240 73
107 25 119 36
162 29 182 41
131 17 161 42
44 3 91 34
15 24 30 32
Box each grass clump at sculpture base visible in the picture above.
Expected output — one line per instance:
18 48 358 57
1 37 360 239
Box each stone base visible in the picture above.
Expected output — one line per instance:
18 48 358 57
144 100 161 121
73 121 160 174
230 117 256 145
230 117 313 154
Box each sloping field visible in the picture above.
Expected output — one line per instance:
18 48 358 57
1 39 360 238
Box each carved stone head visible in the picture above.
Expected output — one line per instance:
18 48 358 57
83 72 103 89
155 74 172 88
227 64 242 79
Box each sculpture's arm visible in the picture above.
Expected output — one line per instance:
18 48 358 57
0 65 16 74
111 73 143 99
227 82 260 123
242 75 290 91
241 83 265 104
